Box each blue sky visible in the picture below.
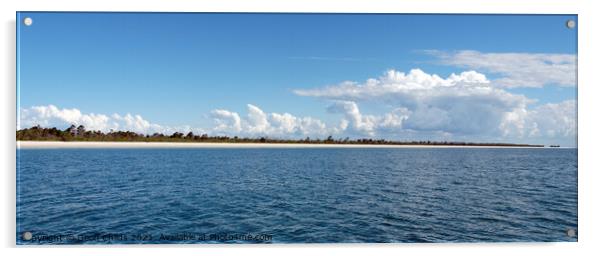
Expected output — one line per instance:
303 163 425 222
17 13 577 146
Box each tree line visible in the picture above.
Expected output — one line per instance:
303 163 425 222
16 125 544 147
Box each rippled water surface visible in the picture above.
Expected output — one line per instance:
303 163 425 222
17 148 577 243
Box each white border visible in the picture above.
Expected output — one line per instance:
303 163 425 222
2 1 601 255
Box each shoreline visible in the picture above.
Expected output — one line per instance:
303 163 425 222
17 141 559 149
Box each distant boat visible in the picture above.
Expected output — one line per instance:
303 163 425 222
550 145 560 147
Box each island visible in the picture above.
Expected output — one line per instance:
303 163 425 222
16 125 545 148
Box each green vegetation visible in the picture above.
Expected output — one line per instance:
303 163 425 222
16 125 545 147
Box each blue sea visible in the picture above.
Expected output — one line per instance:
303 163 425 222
16 148 577 244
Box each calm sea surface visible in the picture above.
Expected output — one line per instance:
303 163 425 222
17 148 577 244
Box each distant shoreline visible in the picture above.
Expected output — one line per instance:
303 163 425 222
17 126 547 148
17 141 560 149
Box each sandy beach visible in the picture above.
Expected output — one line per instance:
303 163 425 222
16 141 551 149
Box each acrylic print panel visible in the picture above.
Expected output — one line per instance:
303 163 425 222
16 12 577 244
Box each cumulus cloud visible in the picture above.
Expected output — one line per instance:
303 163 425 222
528 100 576 138
19 105 203 135
427 50 576 88
19 70 576 146
296 69 531 135
500 100 576 139
210 104 338 138
295 68 492 100
246 104 271 134
211 109 242 133
270 112 299 134
19 104 339 139
294 68 576 144
328 101 409 136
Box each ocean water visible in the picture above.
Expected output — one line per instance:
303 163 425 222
16 148 577 244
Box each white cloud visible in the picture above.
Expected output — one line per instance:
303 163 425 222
295 117 329 137
500 100 576 139
246 104 271 134
211 109 242 133
20 105 109 131
327 101 410 136
19 105 203 135
294 68 576 144
19 104 337 139
528 100 576 138
210 104 336 138
328 101 375 135
19 90 576 145
427 50 576 88
296 69 530 135
270 112 299 134
295 68 492 100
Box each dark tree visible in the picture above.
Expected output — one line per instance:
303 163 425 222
76 125 86 135
65 124 77 135
170 132 184 138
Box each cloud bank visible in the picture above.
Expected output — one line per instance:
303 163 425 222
294 68 576 143
18 104 341 138
18 105 203 135
18 62 576 145
210 104 342 137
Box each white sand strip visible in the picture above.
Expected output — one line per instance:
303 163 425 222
16 141 550 149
